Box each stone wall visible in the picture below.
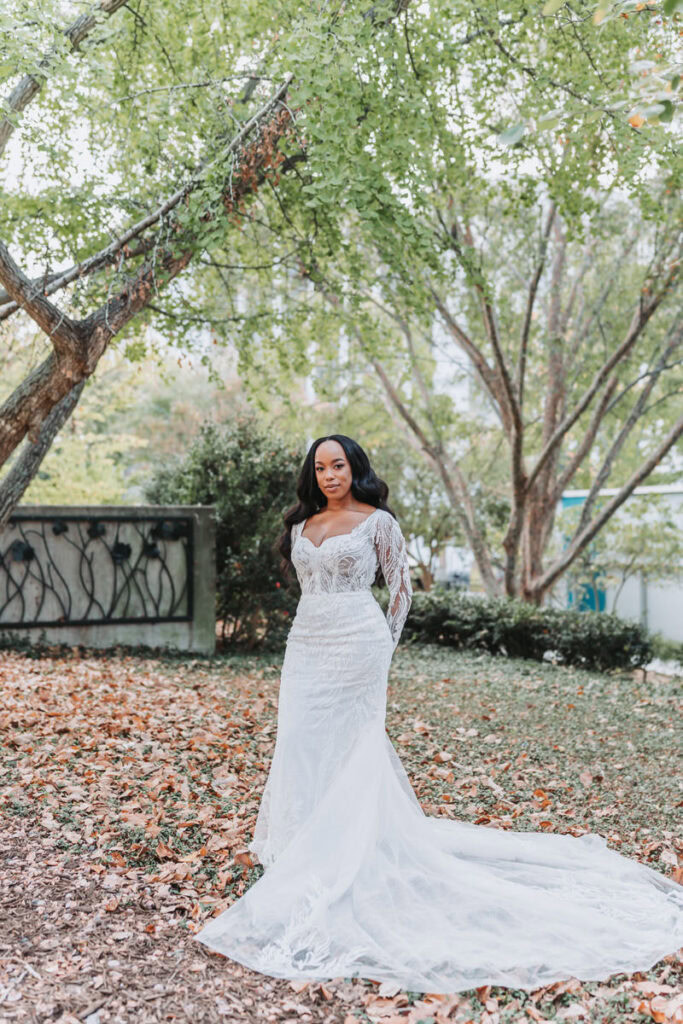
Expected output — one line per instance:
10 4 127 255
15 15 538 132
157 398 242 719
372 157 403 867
0 505 216 654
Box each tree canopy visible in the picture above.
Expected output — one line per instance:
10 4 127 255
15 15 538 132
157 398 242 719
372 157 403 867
1 0 680 601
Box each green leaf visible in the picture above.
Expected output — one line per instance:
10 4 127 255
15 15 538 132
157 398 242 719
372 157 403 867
663 0 683 14
542 0 566 14
497 123 527 146
657 100 674 123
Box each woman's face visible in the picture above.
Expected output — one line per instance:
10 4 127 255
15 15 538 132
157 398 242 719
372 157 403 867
313 440 352 502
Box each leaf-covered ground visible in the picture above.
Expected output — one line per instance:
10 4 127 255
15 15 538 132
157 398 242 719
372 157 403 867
1 644 681 1024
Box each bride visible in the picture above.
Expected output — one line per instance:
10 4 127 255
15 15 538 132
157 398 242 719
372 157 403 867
195 434 683 993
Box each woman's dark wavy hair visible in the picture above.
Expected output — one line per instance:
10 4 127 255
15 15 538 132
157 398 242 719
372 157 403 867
276 434 396 587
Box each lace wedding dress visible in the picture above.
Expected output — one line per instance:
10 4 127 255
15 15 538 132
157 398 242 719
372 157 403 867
195 507 683 993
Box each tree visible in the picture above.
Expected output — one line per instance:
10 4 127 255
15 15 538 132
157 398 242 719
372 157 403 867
1 0 679 557
1 321 251 504
369 202 682 606
0 0 299 522
197 3 681 605
233 198 681 604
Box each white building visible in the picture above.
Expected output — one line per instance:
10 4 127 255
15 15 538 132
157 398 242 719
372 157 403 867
431 483 683 643
559 484 683 643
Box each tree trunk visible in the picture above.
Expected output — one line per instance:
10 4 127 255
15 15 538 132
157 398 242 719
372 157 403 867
0 381 85 526
0 89 294 514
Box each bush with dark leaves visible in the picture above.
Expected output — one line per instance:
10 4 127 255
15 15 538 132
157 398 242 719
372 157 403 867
393 587 652 671
147 417 303 649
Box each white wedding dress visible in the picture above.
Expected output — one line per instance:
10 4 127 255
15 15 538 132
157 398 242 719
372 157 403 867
195 507 683 993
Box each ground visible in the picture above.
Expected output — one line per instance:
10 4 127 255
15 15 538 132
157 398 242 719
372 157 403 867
0 643 681 1024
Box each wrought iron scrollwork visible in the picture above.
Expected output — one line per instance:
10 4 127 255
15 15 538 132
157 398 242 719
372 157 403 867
0 513 193 628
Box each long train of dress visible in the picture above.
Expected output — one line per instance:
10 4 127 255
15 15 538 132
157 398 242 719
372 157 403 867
195 509 683 993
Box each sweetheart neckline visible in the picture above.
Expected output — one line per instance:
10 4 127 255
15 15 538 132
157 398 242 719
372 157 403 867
297 507 381 550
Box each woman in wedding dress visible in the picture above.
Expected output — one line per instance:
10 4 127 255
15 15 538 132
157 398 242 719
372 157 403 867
195 434 683 993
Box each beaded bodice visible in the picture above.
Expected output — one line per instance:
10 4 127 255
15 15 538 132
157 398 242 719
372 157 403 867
290 507 412 650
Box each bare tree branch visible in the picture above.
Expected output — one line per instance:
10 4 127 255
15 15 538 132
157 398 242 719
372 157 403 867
552 375 619 499
532 412 683 597
391 314 443 441
364 291 448 444
0 239 156 310
452 232 527 577
0 241 83 360
558 242 593 338
536 215 568 485
0 76 294 323
564 231 640 376
0 83 296 468
431 210 521 436
0 0 129 158
430 287 509 432
573 326 683 533
526 261 680 494
368 352 500 596
605 353 683 416
517 202 556 405
471 264 523 445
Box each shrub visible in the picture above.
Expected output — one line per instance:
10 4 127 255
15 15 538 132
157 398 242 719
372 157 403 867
396 587 652 671
146 417 303 649
649 633 683 666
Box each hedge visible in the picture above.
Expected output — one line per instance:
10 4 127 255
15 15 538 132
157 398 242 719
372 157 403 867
389 587 652 671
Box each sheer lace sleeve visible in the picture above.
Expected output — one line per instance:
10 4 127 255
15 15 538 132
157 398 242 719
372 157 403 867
290 519 304 546
374 511 412 651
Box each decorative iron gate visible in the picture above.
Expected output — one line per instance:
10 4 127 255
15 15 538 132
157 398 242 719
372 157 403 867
1 509 194 628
